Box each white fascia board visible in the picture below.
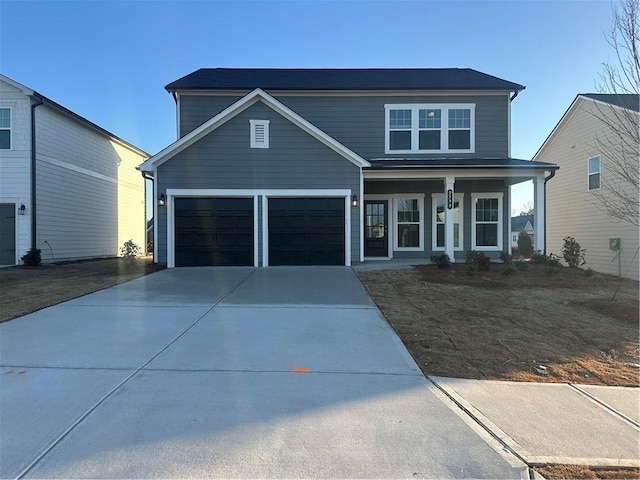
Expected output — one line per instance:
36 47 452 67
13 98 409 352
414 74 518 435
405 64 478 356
138 88 370 171
363 167 555 180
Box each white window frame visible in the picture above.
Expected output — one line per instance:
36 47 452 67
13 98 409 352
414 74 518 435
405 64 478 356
431 193 464 251
0 107 11 150
471 193 503 251
588 155 601 191
393 194 424 251
385 104 475 154
250 119 270 149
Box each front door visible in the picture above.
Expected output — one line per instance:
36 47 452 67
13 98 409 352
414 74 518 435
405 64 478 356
364 200 388 257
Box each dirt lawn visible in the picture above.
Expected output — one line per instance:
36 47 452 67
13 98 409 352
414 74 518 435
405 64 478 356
0 257 165 323
358 263 639 386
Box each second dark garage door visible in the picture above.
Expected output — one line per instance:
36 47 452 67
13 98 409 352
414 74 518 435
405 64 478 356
268 197 345 266
174 197 254 267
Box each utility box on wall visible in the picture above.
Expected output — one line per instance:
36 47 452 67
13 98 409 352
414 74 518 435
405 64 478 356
609 238 621 251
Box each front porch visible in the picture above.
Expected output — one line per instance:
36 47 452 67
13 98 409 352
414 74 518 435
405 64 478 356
360 159 558 262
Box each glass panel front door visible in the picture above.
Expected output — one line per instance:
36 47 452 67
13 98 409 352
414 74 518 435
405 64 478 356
365 200 388 257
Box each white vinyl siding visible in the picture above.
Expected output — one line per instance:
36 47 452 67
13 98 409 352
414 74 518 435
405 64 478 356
385 104 475 154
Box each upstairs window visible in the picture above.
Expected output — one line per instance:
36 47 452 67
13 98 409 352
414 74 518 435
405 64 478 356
0 108 11 150
385 104 474 153
588 155 600 190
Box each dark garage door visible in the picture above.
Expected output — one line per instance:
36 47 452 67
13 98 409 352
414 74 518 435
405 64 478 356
268 197 345 266
174 197 253 267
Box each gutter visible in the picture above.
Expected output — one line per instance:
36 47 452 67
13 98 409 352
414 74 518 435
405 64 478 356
30 94 44 251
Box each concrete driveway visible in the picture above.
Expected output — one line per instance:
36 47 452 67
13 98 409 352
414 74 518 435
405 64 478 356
1 267 527 479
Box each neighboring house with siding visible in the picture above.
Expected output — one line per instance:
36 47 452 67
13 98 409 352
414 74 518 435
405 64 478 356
0 74 148 265
534 93 639 280
510 214 534 249
138 68 558 268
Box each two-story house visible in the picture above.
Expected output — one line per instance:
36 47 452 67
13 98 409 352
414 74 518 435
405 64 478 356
0 74 148 265
138 68 558 267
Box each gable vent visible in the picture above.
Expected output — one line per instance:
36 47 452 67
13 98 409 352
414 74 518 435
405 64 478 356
250 119 270 149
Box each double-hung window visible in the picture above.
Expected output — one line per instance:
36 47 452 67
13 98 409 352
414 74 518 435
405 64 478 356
395 196 424 250
472 193 503 250
432 194 463 251
588 156 601 190
385 104 474 153
0 108 11 150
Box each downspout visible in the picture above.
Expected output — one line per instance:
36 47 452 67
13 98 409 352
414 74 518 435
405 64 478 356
30 94 44 251
543 169 557 256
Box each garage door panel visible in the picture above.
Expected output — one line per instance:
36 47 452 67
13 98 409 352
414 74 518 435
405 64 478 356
268 197 345 266
174 197 254 267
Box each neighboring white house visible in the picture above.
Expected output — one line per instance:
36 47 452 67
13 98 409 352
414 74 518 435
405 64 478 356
534 94 639 280
510 214 534 249
0 74 149 265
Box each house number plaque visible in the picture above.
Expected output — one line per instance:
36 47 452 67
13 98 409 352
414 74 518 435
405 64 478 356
447 189 453 209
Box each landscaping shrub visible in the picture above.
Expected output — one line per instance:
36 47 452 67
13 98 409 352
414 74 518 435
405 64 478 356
120 239 140 267
430 253 451 269
547 253 562 268
500 251 513 265
465 250 491 271
531 251 548 264
562 236 586 268
517 229 534 258
21 248 41 266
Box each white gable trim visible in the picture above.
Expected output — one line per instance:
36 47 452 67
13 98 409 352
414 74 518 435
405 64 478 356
138 88 370 171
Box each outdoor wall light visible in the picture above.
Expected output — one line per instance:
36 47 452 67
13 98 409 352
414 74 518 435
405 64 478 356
158 193 166 207
18 204 26 215
351 193 358 207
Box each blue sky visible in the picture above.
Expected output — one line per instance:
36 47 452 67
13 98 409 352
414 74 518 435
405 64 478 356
1 0 616 213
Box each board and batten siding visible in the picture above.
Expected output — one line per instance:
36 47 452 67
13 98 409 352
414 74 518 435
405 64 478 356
539 97 639 280
157 101 361 265
35 104 146 262
0 79 34 262
178 93 510 159
365 179 509 260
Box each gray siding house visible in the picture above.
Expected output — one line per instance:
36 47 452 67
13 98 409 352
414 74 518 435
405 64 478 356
139 68 557 267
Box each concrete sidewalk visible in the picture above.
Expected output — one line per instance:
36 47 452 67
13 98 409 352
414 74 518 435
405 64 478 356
1 267 528 479
431 377 640 469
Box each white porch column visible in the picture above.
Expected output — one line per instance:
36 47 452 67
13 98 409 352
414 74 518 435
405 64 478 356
445 176 455 260
533 174 545 253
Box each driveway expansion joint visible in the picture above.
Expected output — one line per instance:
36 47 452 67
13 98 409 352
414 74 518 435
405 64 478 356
569 383 640 430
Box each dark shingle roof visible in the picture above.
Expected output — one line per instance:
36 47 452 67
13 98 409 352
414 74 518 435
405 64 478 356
581 93 639 112
166 68 525 92
511 215 534 231
366 158 557 169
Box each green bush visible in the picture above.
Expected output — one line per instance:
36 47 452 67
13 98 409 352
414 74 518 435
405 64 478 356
465 250 491 271
531 251 548 264
120 239 140 267
547 253 562 268
21 248 41 266
562 236 586 268
517 229 534 258
430 253 452 269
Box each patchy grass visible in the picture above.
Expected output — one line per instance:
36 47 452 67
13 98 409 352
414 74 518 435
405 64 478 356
357 262 639 386
0 257 165 322
534 465 640 479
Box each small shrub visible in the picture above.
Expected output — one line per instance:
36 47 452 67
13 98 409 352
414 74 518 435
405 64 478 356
514 260 529 271
120 239 140 267
517 229 534 258
500 251 513 265
21 248 41 266
531 251 548 264
430 253 451 269
466 264 478 275
503 265 517 275
465 250 491 271
562 236 586 268
584 267 595 277
546 264 561 274
547 253 562 268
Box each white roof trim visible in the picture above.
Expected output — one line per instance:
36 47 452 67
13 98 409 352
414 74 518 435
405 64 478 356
0 74 34 96
138 88 370 171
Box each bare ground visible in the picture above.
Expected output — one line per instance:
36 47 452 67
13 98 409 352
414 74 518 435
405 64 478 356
534 465 640 480
0 257 165 323
357 263 639 386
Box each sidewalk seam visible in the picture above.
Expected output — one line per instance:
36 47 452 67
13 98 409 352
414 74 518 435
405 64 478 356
568 384 640 430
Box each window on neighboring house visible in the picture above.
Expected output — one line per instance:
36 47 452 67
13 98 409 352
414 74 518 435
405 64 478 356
386 104 474 153
472 193 503 250
432 194 463 251
250 120 270 148
0 108 11 150
395 196 423 249
588 155 600 190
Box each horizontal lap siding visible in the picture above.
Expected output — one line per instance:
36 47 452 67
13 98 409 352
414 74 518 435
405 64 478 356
158 101 360 264
179 94 509 159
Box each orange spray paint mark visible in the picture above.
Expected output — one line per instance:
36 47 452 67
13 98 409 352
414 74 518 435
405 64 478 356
292 367 310 374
